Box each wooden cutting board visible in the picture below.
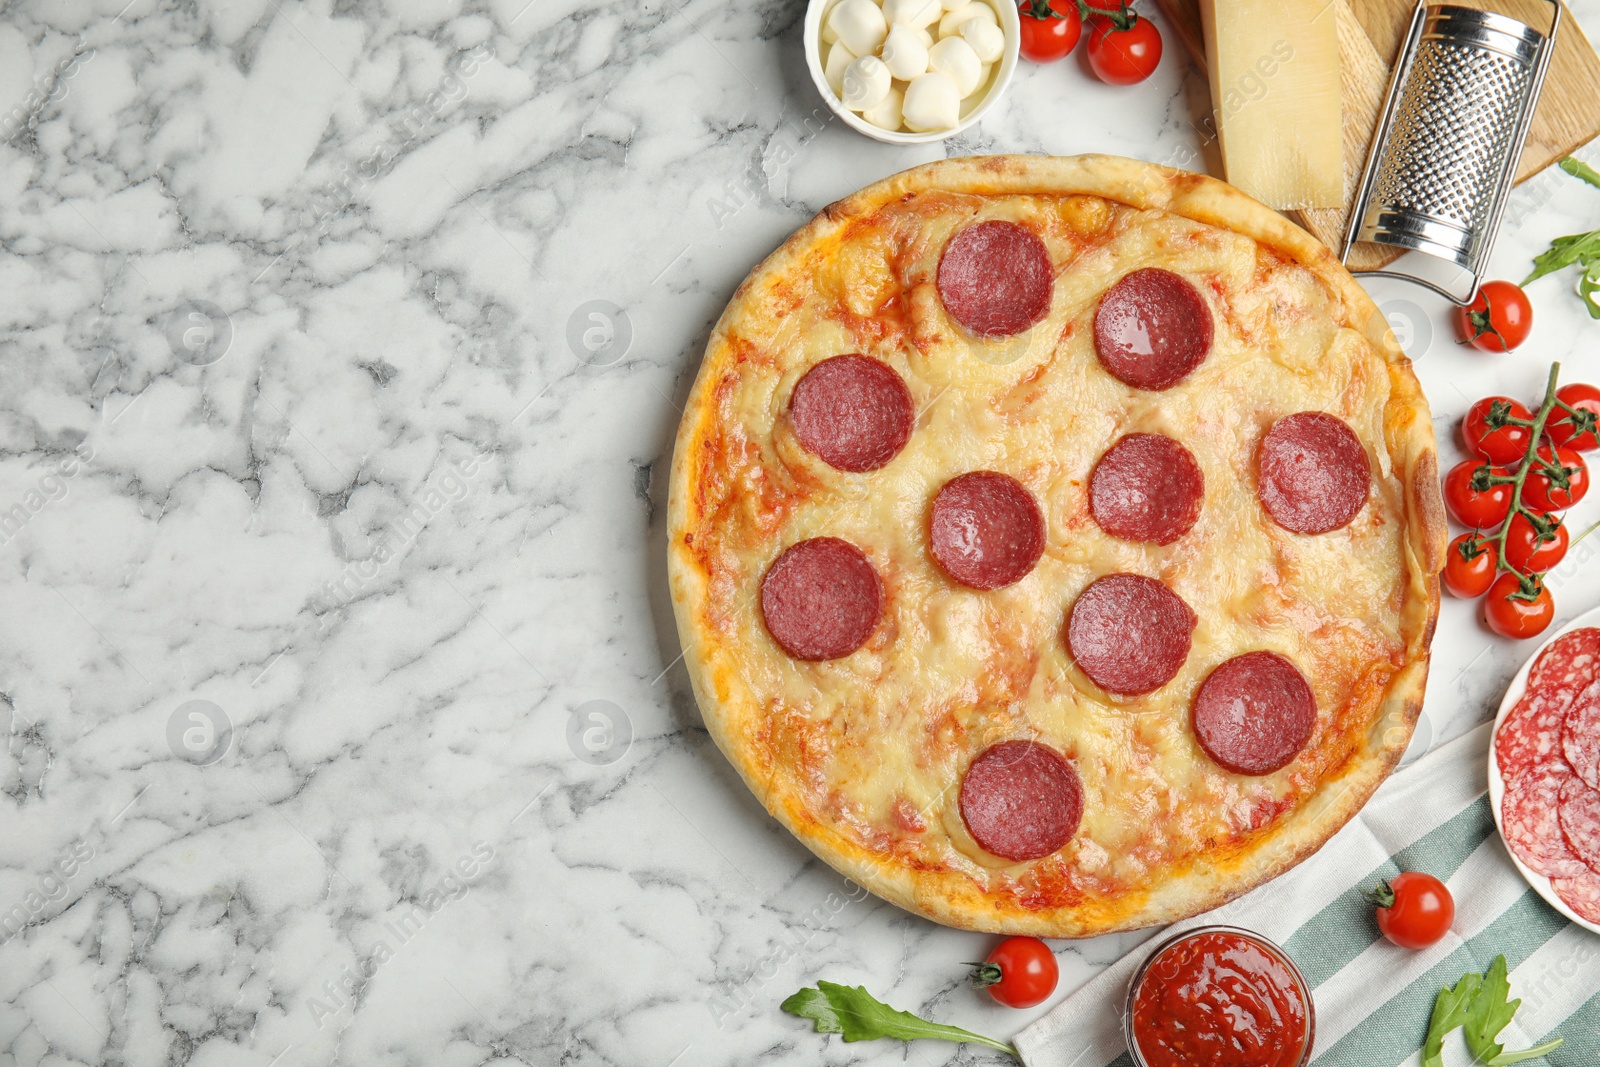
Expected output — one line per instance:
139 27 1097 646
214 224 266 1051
1155 0 1600 269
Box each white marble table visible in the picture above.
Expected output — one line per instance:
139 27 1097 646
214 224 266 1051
1 2 1598 1064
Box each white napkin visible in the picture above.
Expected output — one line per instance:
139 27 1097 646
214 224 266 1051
1015 724 1600 1067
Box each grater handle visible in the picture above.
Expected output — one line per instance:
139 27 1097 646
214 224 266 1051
1341 0 1563 306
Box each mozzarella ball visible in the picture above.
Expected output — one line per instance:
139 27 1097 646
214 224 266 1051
960 16 1005 63
841 54 892 111
862 85 905 130
822 17 838 43
881 23 930 79
827 0 888 57
824 40 857 95
882 0 941 28
940 0 967 10
928 35 983 97
938 0 995 37
902 70 961 131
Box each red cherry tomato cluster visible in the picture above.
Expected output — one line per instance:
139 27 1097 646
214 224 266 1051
1444 372 1598 640
1017 0 1162 84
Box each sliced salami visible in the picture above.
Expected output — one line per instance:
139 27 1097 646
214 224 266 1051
1066 574 1196 696
959 740 1083 861
1089 433 1205 545
1558 774 1600 875
1528 627 1600 693
1552 866 1600 924
1092 268 1213 391
760 538 883 661
1257 412 1371 535
1563 680 1600 791
1496 685 1578 781
1501 763 1590 878
936 221 1054 339
929 471 1046 590
789 355 914 473
1191 652 1318 776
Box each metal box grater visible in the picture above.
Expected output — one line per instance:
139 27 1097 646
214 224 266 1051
1342 0 1560 304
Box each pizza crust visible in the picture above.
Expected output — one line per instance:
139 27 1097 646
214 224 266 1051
667 154 1446 937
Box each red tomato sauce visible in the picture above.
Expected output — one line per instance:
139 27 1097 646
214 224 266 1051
1129 930 1311 1067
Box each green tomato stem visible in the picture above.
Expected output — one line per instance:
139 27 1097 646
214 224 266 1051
1487 362 1563 597
968 962 1004 989
1076 0 1136 28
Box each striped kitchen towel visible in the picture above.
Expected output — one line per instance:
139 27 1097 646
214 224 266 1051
1015 723 1600 1067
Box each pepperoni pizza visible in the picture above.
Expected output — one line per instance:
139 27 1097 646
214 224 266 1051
667 155 1447 936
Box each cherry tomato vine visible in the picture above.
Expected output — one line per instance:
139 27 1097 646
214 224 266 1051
1459 362 1598 634
1018 0 1160 80
1021 0 1136 28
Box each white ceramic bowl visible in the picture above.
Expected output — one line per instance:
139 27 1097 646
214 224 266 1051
1486 602 1600 935
804 0 1020 144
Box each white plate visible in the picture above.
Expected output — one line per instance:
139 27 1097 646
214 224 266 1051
1486 603 1600 934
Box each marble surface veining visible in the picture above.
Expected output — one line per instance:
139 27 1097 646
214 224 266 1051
0 0 1598 1064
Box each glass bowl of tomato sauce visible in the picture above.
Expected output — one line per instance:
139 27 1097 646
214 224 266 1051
1123 925 1314 1067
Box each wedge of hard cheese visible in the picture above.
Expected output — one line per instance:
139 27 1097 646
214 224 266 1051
1199 0 1343 210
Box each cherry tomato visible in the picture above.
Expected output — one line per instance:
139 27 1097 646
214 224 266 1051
1484 571 1554 639
1017 0 1082 62
1454 280 1533 352
1443 533 1498 598
1548 383 1600 452
1503 511 1568 574
1367 872 1455 950
971 936 1058 1008
1521 445 1589 512
1084 15 1162 85
1442 460 1514 529
1461 396 1533 465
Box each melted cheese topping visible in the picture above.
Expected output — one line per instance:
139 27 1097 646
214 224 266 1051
681 190 1411 910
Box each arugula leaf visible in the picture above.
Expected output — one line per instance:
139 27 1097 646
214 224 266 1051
1421 956 1564 1067
1522 230 1600 286
1525 158 1600 300
1580 261 1600 320
782 980 1019 1059
780 986 841 1033
1462 956 1519 1064
1487 1038 1566 1066
1423 971 1482 1067
1560 156 1600 190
